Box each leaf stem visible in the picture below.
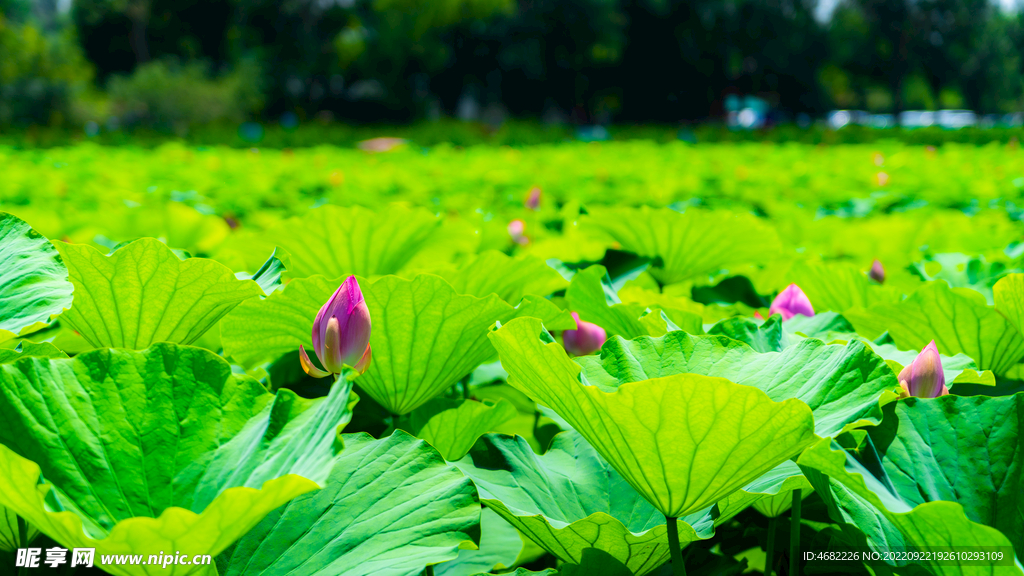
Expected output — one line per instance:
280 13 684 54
18 515 28 576
790 489 802 576
765 516 777 576
665 516 687 576
424 565 434 576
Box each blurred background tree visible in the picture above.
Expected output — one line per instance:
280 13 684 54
3 0 1024 129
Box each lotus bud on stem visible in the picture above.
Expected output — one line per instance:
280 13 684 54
768 284 814 320
562 312 607 356
898 341 949 399
299 276 372 379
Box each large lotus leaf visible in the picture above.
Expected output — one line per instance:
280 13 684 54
218 431 481 576
566 265 702 338
581 206 782 286
865 395 1024 555
441 250 568 303
798 439 1024 576
407 398 518 461
716 461 813 521
436 507 523 576
575 329 898 436
0 344 361 573
785 260 901 313
0 212 74 344
266 204 446 279
221 273 570 373
454 431 716 576
489 317 819 519
845 281 1024 374
996 274 1024 337
56 238 263 349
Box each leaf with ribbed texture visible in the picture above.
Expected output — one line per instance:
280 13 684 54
441 250 568 303
996 274 1024 337
56 238 263 349
785 261 901 313
0 212 74 344
219 431 481 576
845 281 1024 375
489 317 818 519
575 329 897 436
454 431 716 576
798 437 1024 575
407 398 518 461
0 344 357 574
581 206 782 286
708 315 784 353
266 204 445 279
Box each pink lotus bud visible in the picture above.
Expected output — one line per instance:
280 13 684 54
299 276 372 378
525 186 542 210
508 219 528 245
768 284 815 321
876 172 889 186
897 341 948 399
357 137 406 153
869 259 885 283
562 312 607 356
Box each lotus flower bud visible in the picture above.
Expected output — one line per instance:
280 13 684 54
299 276 372 378
897 341 948 399
508 219 528 245
563 312 607 356
869 259 885 283
768 284 814 321
525 186 542 210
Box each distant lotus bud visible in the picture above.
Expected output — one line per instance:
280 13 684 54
508 219 528 245
869 259 885 283
873 153 884 167
768 284 815 321
897 341 948 399
876 172 889 186
563 312 607 356
358 137 406 153
526 186 542 210
299 276 372 378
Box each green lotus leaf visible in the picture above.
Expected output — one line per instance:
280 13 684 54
0 341 68 363
566 265 702 338
441 250 568 303
454 431 716 576
866 395 1024 555
235 247 290 296
708 314 784 353
0 212 74 344
489 317 819 519
266 204 447 279
218 431 481 576
0 344 362 571
436 507 523 576
717 461 813 521
575 329 898 436
407 398 518 461
995 274 1024 337
845 281 1024 374
581 206 782 286
55 238 263 349
798 437 1024 575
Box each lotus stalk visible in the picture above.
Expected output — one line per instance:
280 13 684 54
666 516 688 576
869 259 885 283
526 186 542 210
765 516 778 576
897 341 948 399
790 489 802 576
562 312 607 356
299 276 372 378
768 284 814 320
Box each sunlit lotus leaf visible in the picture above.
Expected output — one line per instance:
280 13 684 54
489 317 818 519
407 398 518 461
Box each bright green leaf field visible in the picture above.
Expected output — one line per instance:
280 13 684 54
1 140 1023 575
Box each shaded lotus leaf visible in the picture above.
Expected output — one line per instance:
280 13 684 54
56 238 263 349
708 314 784 353
407 398 518 461
0 344 362 573
0 505 39 552
576 328 897 436
717 461 813 521
581 206 783 286
454 431 715 576
266 204 447 279
845 281 1024 374
219 431 481 576
0 212 74 344
489 317 818 519
436 507 523 576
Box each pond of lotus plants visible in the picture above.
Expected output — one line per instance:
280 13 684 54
0 142 1022 576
